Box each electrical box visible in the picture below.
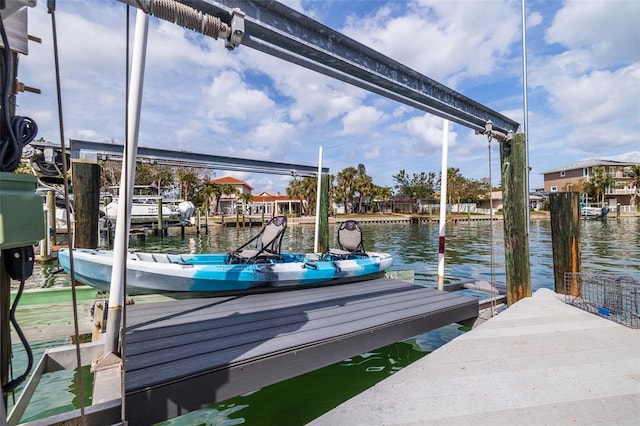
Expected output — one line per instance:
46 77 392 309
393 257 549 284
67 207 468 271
0 172 45 249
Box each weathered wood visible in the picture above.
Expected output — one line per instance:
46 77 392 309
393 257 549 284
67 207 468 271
500 133 531 305
549 192 581 295
72 160 100 248
317 173 329 253
156 197 164 236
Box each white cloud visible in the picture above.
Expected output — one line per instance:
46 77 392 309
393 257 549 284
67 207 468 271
340 106 385 136
545 0 640 68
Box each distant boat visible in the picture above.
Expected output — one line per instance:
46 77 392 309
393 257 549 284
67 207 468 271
581 205 609 220
57 248 393 294
102 197 195 227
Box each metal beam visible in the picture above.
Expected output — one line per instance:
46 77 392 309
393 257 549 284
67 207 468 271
119 0 520 135
69 139 328 177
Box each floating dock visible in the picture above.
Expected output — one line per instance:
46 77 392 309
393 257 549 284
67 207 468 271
310 288 640 425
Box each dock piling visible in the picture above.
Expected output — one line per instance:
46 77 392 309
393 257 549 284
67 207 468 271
549 192 581 295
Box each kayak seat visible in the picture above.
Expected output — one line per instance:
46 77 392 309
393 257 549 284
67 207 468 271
227 215 288 264
322 220 367 260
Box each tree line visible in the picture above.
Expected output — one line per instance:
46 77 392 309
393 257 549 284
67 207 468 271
95 161 640 215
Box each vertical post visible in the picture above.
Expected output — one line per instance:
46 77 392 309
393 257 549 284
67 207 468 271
156 197 163 236
72 159 100 248
205 207 209 235
104 9 149 358
314 147 323 253
46 190 56 247
549 192 581 295
317 174 330 253
41 207 50 261
501 133 531 305
1 260 9 411
437 120 449 290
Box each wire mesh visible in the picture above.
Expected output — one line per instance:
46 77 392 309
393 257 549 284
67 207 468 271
564 272 639 329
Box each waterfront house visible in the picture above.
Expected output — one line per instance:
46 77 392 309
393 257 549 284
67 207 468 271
248 191 304 216
541 159 639 207
210 176 253 214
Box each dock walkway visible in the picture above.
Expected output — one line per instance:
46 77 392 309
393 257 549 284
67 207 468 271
310 288 640 425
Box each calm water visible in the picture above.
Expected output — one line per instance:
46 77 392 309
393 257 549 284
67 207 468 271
9 217 640 424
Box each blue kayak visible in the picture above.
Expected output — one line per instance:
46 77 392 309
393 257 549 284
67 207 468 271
58 248 394 294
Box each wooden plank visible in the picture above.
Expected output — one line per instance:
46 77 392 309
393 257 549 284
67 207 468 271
121 278 478 425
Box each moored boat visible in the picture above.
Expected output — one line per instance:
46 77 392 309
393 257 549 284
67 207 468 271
57 248 394 294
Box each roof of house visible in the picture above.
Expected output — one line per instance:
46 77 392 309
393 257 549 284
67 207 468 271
540 159 637 174
210 176 253 190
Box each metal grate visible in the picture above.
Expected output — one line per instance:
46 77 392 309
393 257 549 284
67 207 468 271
564 272 639 329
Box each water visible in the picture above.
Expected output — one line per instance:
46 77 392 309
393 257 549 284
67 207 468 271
9 217 640 423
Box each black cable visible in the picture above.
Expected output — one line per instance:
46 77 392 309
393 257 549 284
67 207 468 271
2 248 34 394
0 13 38 172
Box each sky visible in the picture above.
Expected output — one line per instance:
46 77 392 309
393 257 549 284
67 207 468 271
11 0 640 194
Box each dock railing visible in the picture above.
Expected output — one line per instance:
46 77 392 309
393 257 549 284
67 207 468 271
564 272 639 329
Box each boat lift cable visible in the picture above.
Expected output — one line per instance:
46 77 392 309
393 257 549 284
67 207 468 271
47 0 87 419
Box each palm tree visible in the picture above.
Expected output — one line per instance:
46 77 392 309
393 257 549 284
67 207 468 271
583 167 614 205
286 177 305 215
221 184 240 213
336 166 358 214
237 192 254 214
372 185 393 213
354 163 373 213
628 164 640 207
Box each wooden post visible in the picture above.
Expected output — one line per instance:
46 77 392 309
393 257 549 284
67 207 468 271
72 160 100 248
500 133 531 305
205 208 209 235
317 174 330 253
46 190 56 247
157 197 164 237
549 192 581 295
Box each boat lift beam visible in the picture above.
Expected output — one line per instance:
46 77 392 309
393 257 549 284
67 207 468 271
70 139 329 177
118 0 520 136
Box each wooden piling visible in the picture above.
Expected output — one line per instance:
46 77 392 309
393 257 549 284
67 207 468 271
155 197 165 237
549 192 581 295
317 174 330 253
45 190 57 249
72 160 100 248
500 133 531 305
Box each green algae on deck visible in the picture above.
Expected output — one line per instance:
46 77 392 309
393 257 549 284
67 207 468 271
10 287 175 342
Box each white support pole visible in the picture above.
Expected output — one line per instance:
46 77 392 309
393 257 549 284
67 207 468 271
104 9 149 357
437 120 449 291
314 146 323 254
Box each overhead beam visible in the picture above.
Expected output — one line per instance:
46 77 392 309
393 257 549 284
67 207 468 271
118 0 520 135
69 139 328 177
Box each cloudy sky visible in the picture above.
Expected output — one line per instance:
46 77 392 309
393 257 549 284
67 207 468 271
13 0 640 194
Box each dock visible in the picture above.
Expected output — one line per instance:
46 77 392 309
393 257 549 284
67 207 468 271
8 278 479 425
310 288 640 425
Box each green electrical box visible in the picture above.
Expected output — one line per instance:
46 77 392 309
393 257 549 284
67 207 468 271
0 172 46 249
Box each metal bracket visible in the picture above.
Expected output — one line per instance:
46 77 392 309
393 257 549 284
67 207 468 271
225 8 245 50
476 120 514 155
